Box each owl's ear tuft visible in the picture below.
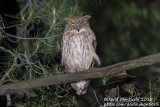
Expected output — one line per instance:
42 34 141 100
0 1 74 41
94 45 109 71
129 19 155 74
84 15 91 20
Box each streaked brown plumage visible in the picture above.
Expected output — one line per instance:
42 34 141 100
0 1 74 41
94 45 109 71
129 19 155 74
61 15 100 95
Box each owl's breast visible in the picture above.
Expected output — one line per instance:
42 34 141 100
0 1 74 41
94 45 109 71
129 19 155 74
63 33 93 72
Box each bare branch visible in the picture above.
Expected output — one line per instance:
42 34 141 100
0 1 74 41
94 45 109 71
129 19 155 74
1 53 160 95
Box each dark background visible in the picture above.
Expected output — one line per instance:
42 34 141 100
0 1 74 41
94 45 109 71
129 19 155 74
0 0 160 106
0 0 18 106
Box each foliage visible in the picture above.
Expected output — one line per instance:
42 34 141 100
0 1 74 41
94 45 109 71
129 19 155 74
0 0 160 106
0 0 86 106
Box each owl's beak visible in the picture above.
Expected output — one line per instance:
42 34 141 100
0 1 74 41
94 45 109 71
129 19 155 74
76 25 81 32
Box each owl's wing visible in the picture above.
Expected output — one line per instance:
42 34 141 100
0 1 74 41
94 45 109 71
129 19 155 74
61 37 63 53
61 37 64 65
93 37 97 51
90 29 97 51
91 31 101 65
89 32 101 66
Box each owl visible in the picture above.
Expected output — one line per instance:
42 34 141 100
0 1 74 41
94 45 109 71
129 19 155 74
61 15 101 95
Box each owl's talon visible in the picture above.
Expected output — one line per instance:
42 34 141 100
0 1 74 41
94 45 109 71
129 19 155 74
75 70 79 74
80 71 84 73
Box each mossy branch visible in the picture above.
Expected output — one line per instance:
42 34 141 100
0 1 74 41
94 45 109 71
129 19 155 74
1 53 160 95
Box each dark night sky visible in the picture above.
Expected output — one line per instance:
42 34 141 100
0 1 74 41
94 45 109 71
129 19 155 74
0 0 19 106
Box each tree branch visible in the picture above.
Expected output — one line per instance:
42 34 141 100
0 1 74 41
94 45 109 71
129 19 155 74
1 53 160 95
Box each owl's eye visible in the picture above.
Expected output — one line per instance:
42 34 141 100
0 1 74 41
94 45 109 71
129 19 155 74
72 23 75 25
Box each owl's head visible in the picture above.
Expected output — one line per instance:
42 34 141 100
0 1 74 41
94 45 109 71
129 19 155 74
64 15 91 32
71 80 90 95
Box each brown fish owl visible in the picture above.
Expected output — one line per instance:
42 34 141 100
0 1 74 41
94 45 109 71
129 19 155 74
61 15 101 95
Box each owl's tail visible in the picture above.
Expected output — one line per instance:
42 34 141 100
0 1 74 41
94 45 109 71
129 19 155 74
71 80 90 95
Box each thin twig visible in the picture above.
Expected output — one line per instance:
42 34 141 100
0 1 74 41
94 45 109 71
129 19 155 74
0 59 17 85
40 40 58 48
5 32 62 40
0 46 18 85
0 46 15 57
94 90 101 106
